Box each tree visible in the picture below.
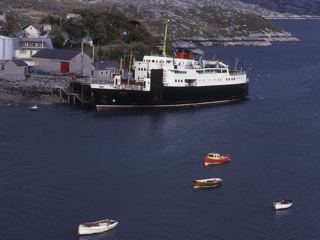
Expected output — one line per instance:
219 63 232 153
41 15 61 26
80 9 110 44
50 25 65 48
2 15 20 36
62 19 86 43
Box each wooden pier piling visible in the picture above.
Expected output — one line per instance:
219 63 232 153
58 81 93 107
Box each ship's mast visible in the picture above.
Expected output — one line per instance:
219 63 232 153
162 20 169 57
128 51 133 84
234 57 239 71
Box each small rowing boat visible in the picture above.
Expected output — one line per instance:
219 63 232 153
30 105 38 111
194 178 222 189
78 219 118 235
273 199 293 210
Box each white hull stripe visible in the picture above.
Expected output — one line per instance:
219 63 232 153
96 99 241 110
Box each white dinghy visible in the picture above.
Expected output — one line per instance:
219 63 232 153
273 199 293 210
78 219 118 235
30 105 38 111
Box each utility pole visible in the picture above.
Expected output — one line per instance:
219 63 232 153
81 41 84 74
123 49 127 78
92 43 95 63
128 51 133 84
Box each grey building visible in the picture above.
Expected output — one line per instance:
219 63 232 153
94 61 121 82
4 59 28 78
32 48 94 76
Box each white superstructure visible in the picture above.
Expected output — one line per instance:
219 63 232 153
134 54 248 88
91 53 248 93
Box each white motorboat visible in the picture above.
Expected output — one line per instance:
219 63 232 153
273 199 293 210
30 105 38 111
78 219 118 235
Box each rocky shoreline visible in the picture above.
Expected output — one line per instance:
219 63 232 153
0 75 68 106
178 31 300 47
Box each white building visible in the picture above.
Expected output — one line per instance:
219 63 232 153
14 38 53 60
43 24 52 32
24 24 52 38
66 13 82 20
24 25 39 38
0 35 14 60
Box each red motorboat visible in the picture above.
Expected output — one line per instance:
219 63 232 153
204 153 231 166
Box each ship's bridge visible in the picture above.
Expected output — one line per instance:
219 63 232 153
134 55 198 81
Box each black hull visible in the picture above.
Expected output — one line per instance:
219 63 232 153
93 83 248 112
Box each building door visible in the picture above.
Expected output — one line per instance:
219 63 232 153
60 62 70 74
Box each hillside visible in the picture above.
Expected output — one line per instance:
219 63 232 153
0 0 300 46
241 0 320 16
106 0 283 38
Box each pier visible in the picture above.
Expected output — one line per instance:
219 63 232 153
58 79 94 107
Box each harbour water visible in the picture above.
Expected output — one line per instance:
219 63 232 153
1 20 320 240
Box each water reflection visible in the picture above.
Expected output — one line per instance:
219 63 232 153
274 209 292 220
77 230 117 240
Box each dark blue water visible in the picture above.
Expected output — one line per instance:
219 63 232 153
1 20 320 240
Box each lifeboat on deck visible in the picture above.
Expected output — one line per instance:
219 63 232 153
204 153 231 166
193 178 222 189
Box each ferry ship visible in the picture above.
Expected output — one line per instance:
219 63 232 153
90 24 249 112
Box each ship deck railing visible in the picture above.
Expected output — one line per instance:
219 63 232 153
93 83 145 91
229 70 246 76
113 84 144 91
